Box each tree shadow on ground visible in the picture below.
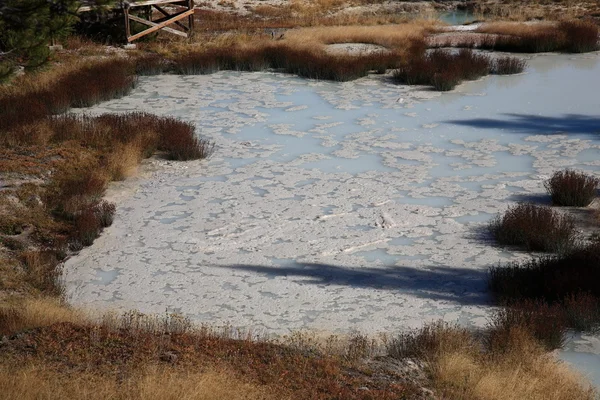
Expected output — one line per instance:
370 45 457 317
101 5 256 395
217 262 491 306
445 113 600 135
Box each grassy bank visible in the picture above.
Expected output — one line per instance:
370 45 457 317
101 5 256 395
0 55 212 300
0 300 594 400
0 300 423 400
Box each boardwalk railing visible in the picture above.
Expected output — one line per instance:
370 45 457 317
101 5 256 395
78 0 194 42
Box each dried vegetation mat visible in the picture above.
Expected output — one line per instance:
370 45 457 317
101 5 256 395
1 301 594 400
0 301 426 400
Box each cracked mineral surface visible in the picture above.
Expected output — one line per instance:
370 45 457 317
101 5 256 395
65 53 600 340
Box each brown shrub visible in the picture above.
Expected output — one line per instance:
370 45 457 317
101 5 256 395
544 169 599 207
489 202 578 253
487 301 567 351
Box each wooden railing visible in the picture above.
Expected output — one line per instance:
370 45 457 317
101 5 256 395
78 0 195 42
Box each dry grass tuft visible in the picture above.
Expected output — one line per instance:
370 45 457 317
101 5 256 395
487 301 567 351
389 321 596 400
0 298 83 336
387 321 476 361
434 333 594 400
492 56 527 74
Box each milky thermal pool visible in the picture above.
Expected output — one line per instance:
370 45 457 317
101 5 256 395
64 52 600 379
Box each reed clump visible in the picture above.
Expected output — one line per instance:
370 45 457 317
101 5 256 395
544 169 599 207
0 58 136 135
491 56 527 74
392 49 523 91
489 242 600 304
488 202 577 253
173 43 399 81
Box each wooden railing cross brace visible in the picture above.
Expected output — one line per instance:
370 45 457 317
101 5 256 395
78 1 195 43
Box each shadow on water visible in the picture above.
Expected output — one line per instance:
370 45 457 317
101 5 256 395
445 113 600 135
509 192 552 204
218 263 491 306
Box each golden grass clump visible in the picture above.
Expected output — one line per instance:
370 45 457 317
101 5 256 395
0 298 83 336
389 322 596 400
438 328 594 400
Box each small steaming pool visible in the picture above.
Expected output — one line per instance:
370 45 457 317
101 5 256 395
65 52 600 385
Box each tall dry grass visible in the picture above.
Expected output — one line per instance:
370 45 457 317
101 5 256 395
194 1 428 32
389 322 595 400
173 42 399 81
0 365 280 400
470 0 596 21
0 298 83 336
284 23 434 52
434 330 594 400
165 22 436 81
0 58 136 135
